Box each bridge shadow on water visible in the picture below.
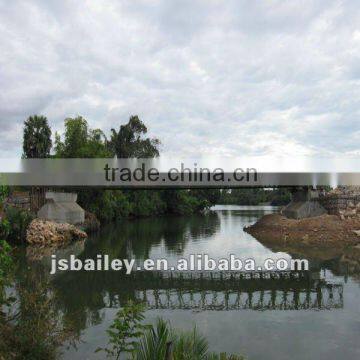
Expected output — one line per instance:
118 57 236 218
106 270 343 311
48 267 343 318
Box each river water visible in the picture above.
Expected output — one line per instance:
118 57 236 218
14 205 360 359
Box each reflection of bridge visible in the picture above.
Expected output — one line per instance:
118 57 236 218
118 271 343 311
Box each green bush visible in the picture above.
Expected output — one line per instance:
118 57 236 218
0 185 9 203
4 207 34 243
0 240 12 281
96 301 150 359
0 218 10 240
78 188 210 223
0 240 13 310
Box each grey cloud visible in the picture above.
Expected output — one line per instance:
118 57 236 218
0 0 360 158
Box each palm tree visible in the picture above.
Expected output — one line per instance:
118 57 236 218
135 318 173 359
23 115 52 158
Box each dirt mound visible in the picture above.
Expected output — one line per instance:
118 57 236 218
245 213 360 249
253 213 353 231
26 219 87 246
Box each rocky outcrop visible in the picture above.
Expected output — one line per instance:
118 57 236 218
26 219 87 246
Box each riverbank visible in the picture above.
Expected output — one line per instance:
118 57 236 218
245 213 360 246
244 213 360 267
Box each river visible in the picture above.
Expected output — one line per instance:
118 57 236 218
13 205 360 359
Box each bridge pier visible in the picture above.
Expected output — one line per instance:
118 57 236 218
282 187 327 219
37 192 85 224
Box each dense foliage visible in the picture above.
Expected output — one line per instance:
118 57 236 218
0 186 9 203
51 115 216 222
109 115 160 158
23 115 52 158
54 116 111 158
0 240 12 282
3 207 34 243
219 188 291 206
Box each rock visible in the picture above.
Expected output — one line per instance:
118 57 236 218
26 219 87 246
352 230 360 237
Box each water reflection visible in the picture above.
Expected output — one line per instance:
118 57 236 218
108 271 343 311
12 206 360 360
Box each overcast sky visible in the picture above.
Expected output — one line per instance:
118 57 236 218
1 0 360 158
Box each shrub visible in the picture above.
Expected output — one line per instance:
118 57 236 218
4 207 34 243
0 240 12 281
0 240 14 322
0 218 10 240
100 302 245 360
0 185 9 203
96 301 150 359
136 318 245 360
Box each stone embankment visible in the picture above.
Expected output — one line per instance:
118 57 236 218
320 186 360 219
26 219 87 246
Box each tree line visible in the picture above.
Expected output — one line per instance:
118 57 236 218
219 188 291 206
22 115 220 222
21 114 291 222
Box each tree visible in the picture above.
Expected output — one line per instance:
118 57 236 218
54 116 110 158
109 115 160 158
62 116 88 157
23 115 52 158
